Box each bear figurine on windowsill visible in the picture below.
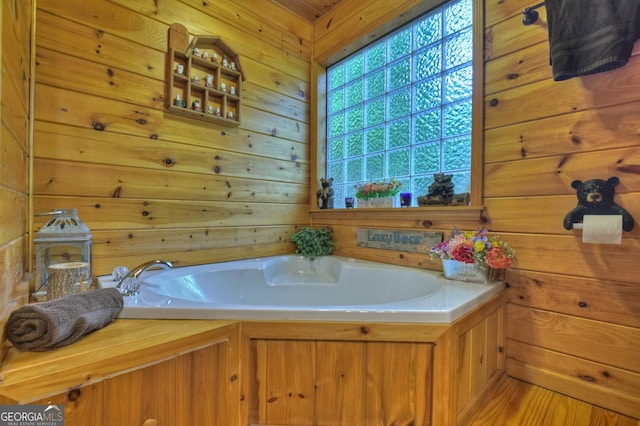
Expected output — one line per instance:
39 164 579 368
317 177 334 209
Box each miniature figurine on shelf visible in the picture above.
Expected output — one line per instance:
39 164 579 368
207 105 214 114
193 47 200 57
230 62 237 71
222 56 229 67
316 177 335 209
202 50 209 59
175 63 184 75
192 75 200 85
211 52 219 63
215 107 221 116
227 111 235 120
220 83 227 92
174 94 185 108
230 86 236 95
191 100 202 112
206 74 214 87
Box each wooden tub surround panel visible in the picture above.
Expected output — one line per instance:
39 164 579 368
0 293 506 425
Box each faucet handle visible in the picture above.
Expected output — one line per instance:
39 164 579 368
112 266 129 282
119 277 141 296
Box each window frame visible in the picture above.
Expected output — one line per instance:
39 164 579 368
310 0 484 221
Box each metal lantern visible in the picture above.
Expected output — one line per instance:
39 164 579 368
34 209 93 300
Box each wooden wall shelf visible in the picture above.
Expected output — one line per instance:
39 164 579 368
167 23 244 126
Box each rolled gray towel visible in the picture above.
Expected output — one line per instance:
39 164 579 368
6 288 123 351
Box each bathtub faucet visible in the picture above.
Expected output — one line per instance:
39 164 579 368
116 260 174 296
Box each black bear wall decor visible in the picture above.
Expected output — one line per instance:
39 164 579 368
563 176 634 231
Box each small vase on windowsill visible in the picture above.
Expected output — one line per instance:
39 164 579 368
441 259 495 284
356 196 395 208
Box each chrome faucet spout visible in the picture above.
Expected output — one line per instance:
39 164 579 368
116 260 173 296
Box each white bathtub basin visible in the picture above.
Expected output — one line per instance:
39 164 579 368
98 255 504 323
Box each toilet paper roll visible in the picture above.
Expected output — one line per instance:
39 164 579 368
582 215 622 244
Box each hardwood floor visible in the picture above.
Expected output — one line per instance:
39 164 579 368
460 374 640 426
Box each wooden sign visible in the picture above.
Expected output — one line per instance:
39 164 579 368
356 229 442 253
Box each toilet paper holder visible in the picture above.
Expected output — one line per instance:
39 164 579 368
563 176 635 232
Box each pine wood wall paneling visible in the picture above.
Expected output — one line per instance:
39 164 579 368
174 0 311 59
0 0 32 361
33 196 309 230
35 83 309 154
483 0 640 416
36 10 166 81
91 244 293 276
75 0 311 80
485 101 640 163
1 127 29 194
0 189 27 245
2 1 31 111
504 234 639 283
34 0 312 275
33 159 307 204
505 269 640 328
485 56 640 130
485 148 640 198
33 124 308 185
227 0 311 43
312 0 441 65
35 119 308 168
90 226 295 258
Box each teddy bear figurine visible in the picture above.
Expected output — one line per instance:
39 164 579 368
563 176 634 231
316 177 334 209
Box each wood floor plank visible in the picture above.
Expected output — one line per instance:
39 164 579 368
461 375 640 426
541 392 592 425
590 405 640 426
462 373 520 426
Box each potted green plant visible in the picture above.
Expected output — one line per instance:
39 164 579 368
290 226 335 259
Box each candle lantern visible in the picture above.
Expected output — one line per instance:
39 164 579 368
34 209 93 300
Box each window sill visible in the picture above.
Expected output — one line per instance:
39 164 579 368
309 205 486 227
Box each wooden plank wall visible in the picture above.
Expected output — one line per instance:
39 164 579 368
311 0 640 419
486 0 640 419
0 0 32 342
32 0 313 277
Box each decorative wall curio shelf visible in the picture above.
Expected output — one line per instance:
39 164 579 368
167 23 244 126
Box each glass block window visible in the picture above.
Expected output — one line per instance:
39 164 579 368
326 0 473 207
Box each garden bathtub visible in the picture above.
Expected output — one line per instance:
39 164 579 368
98 255 504 323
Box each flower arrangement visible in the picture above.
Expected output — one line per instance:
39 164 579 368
354 180 402 200
430 228 515 270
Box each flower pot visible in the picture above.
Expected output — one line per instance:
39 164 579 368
357 196 394 208
441 259 495 283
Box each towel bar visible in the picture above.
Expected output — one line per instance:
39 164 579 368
523 1 545 25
